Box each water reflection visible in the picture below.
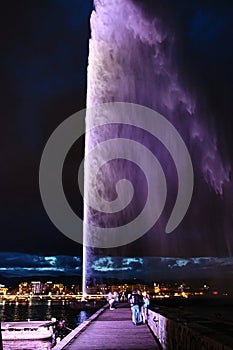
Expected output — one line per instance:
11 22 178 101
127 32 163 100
77 310 88 325
0 301 95 349
45 301 52 320
13 302 20 321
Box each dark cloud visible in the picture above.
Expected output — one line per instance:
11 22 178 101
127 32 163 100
0 253 232 283
0 253 81 278
92 257 143 273
89 256 233 282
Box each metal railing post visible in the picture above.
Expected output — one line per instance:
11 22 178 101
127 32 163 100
0 319 3 350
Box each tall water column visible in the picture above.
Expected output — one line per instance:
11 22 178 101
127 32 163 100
82 0 231 295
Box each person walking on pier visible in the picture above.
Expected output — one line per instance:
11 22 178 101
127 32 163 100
142 294 150 324
107 291 115 310
137 290 143 323
129 290 141 325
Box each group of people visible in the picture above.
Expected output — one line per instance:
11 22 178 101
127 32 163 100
107 291 119 310
107 289 150 325
128 290 150 325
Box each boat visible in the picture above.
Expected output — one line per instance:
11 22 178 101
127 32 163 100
1 320 56 340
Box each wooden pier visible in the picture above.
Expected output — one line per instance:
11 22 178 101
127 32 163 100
53 303 160 350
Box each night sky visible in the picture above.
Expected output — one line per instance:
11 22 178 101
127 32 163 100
0 0 232 285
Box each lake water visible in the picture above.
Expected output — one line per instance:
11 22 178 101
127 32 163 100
0 300 95 349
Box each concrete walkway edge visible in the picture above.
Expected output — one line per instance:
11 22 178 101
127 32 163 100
52 303 109 350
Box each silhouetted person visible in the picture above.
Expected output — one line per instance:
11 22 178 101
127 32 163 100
129 290 141 325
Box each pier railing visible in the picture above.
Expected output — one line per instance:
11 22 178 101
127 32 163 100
148 308 233 350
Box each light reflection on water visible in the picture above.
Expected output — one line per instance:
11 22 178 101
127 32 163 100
0 301 95 349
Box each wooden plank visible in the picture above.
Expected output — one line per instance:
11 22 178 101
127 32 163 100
63 304 160 350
